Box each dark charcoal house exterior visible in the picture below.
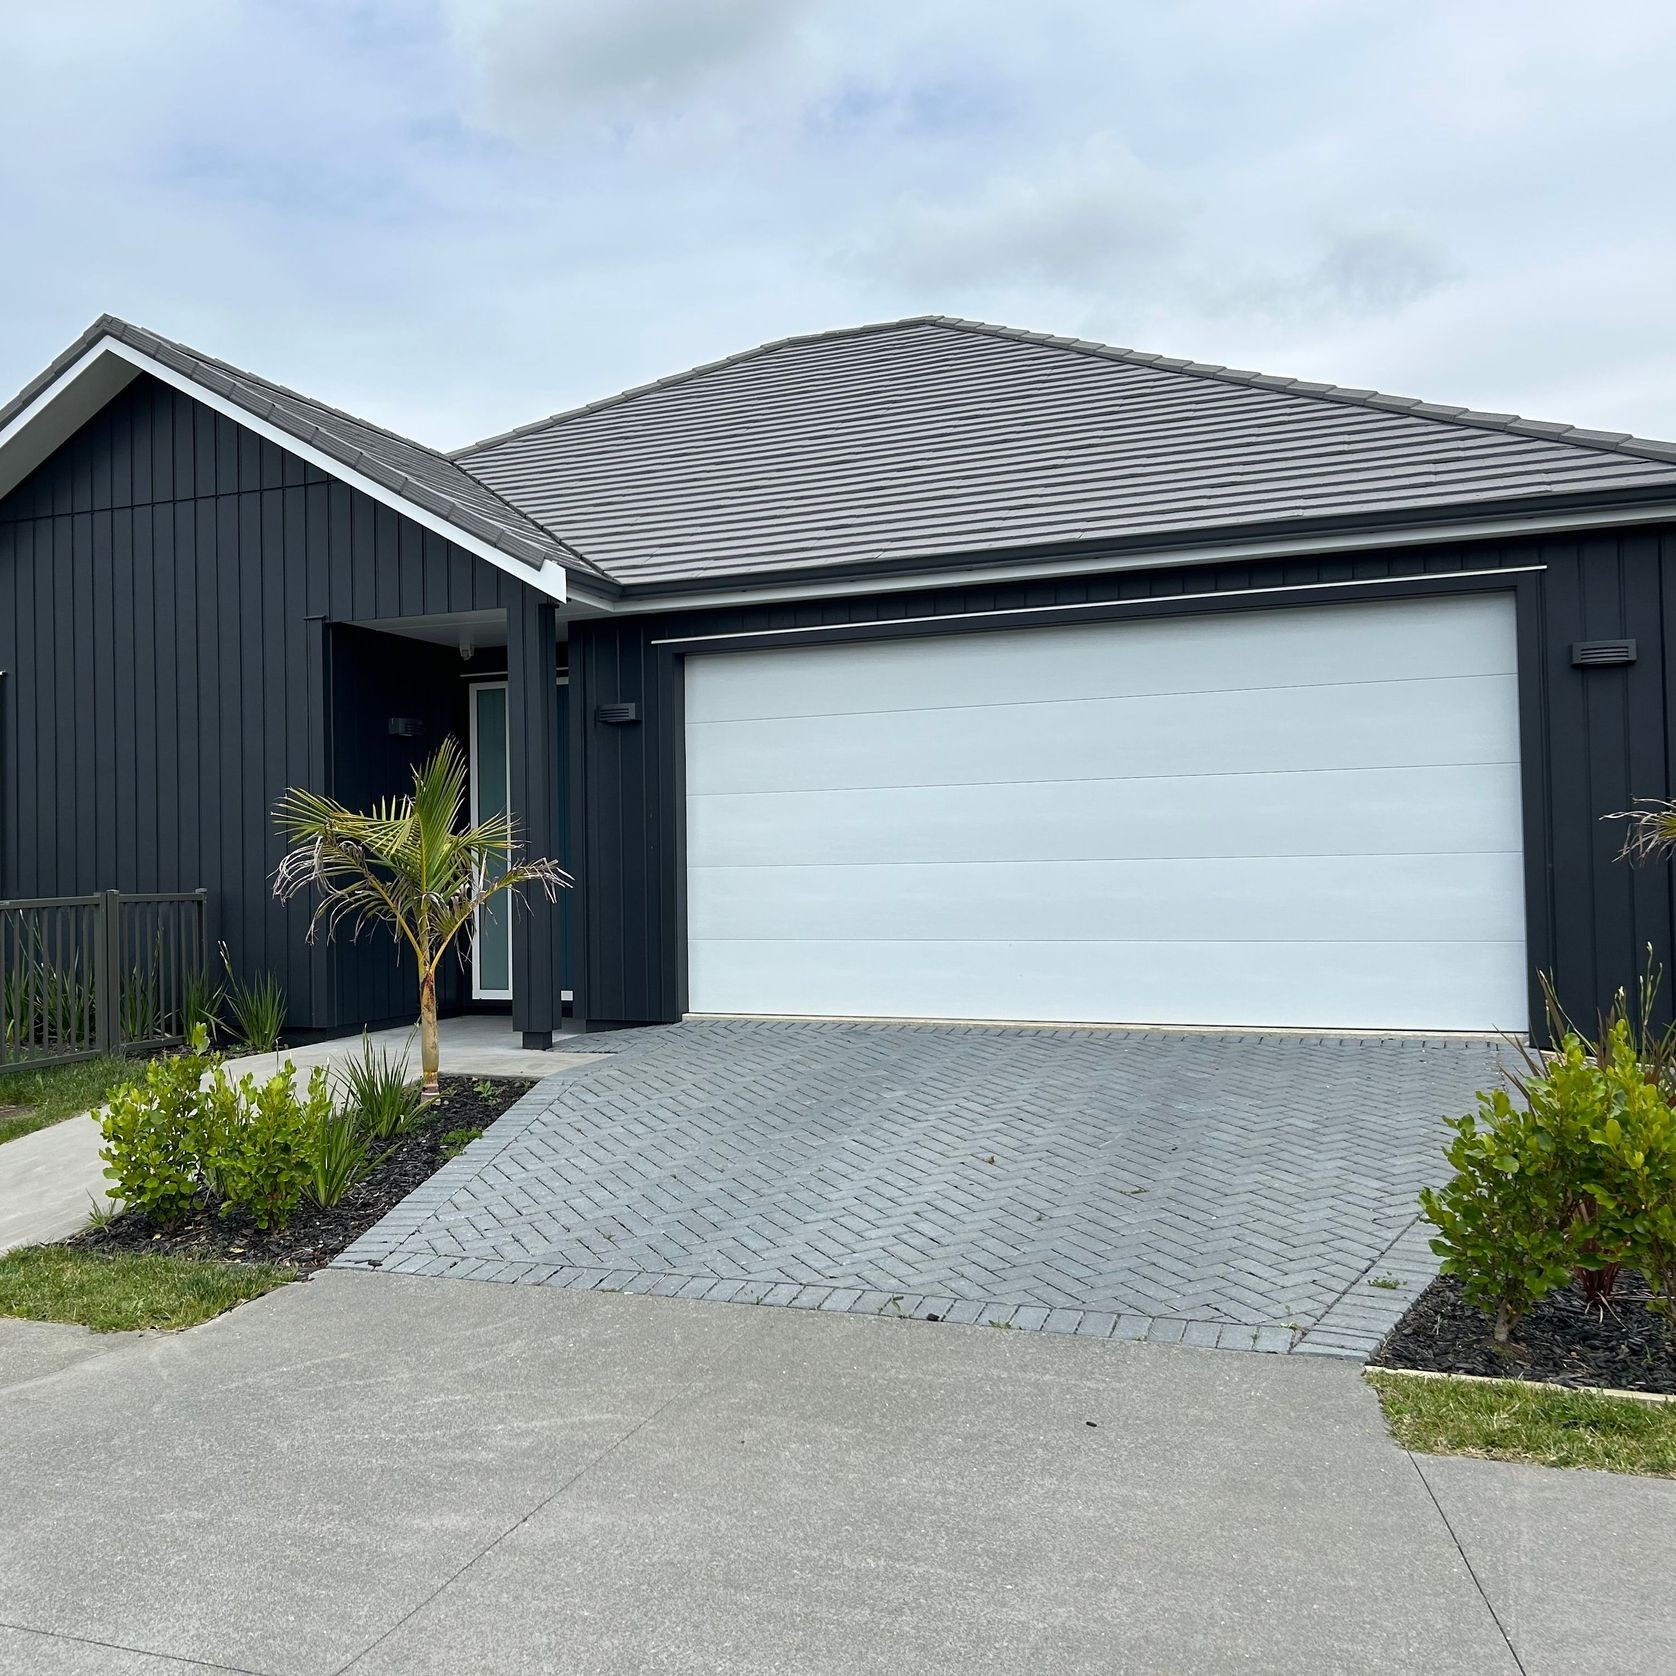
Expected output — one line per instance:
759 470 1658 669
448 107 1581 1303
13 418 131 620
4 313 1676 1045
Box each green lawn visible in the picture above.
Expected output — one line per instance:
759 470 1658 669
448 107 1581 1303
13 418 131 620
1369 1369 1676 1478
0 1055 141 1146
0 1245 294 1333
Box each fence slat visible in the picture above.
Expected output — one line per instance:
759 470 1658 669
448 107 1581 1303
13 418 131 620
0 890 208 1070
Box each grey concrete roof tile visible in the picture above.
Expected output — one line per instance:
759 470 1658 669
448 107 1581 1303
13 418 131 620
454 316 1676 591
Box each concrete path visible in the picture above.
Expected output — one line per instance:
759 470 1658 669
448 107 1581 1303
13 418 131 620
0 1271 1669 1674
219 1012 604 1084
0 1314 144 1390
338 1018 1502 1357
0 1113 111 1254
0 1017 601 1256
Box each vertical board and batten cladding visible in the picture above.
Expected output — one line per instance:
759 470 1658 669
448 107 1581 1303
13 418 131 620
505 600 568 1037
567 620 685 1025
567 526 1676 1035
0 372 530 1030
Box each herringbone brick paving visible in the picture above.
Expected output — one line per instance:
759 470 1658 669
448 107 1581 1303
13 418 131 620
334 1019 1505 1356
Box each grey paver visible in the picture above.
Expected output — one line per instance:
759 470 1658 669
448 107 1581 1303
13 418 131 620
334 1019 1503 1358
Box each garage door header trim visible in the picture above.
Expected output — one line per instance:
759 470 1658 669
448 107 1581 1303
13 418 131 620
653 564 1545 652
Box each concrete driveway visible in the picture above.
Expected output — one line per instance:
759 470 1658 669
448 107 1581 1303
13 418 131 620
1 1272 1669 1675
338 1019 1503 1356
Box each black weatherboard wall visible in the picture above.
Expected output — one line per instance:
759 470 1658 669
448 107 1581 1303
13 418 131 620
564 524 1676 1040
0 371 538 1034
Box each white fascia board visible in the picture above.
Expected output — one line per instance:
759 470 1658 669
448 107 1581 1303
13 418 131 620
608 496 1676 614
0 341 141 502
1 336 566 604
651 564 1546 645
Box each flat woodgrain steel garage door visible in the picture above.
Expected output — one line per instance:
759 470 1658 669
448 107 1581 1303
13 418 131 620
682 593 1527 1031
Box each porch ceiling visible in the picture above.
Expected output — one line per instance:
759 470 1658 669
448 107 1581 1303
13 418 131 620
356 609 510 651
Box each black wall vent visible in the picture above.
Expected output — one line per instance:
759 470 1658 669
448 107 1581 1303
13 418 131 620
1572 638 1637 668
595 701 640 725
387 716 423 737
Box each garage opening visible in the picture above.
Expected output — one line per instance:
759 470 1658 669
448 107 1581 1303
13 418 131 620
682 593 1526 1033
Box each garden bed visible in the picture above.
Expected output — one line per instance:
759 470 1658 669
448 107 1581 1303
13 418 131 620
1372 1271 1676 1396
70 1073 535 1273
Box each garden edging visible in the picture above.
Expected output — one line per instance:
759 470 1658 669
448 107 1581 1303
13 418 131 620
1367 1363 1676 1408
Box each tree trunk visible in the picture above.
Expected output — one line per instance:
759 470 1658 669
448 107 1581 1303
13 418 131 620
419 968 440 1099
1493 1297 1511 1344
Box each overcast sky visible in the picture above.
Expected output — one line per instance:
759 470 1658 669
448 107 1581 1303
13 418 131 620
2 0 1674 450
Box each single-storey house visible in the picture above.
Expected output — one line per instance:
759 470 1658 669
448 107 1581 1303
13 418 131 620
2 314 1674 1044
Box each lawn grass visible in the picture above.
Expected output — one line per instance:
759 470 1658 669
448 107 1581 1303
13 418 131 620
0 1245 294 1333
0 1054 141 1146
1369 1369 1676 1478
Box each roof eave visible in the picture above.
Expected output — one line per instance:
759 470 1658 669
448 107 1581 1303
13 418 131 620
0 329 572 603
602 482 1676 611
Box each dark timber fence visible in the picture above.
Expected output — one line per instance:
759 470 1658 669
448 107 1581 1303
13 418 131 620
0 890 209 1068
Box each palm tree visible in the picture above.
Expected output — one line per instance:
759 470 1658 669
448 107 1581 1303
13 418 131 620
1613 799 1676 865
272 738 569 1097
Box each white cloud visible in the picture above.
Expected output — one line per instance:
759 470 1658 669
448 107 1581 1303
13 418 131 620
863 137 1189 291
0 0 1673 446
445 0 805 140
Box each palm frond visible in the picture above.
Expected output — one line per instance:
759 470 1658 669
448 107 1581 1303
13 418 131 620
273 738 571 966
1606 799 1676 865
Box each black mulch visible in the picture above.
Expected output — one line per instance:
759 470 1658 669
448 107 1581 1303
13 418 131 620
69 1074 536 1273
1371 1271 1676 1395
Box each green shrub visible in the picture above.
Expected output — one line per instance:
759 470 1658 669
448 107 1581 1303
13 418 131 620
1422 1018 1676 1340
1578 1029 1676 1316
1419 1082 1580 1343
189 1060 242 1203
99 1029 344 1233
99 1033 216 1226
205 1066 330 1230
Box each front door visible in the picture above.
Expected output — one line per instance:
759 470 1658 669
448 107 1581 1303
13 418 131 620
468 678 572 1004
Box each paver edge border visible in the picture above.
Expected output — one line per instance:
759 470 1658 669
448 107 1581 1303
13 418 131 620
334 1253 1305 1353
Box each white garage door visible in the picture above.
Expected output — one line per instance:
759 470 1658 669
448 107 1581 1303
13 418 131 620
683 594 1527 1032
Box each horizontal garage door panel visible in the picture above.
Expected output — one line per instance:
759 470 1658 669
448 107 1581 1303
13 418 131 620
685 595 1518 723
688 854 1527 945
685 674 1516 796
686 940 1527 1034
684 594 1527 1032
688 763 1525 867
